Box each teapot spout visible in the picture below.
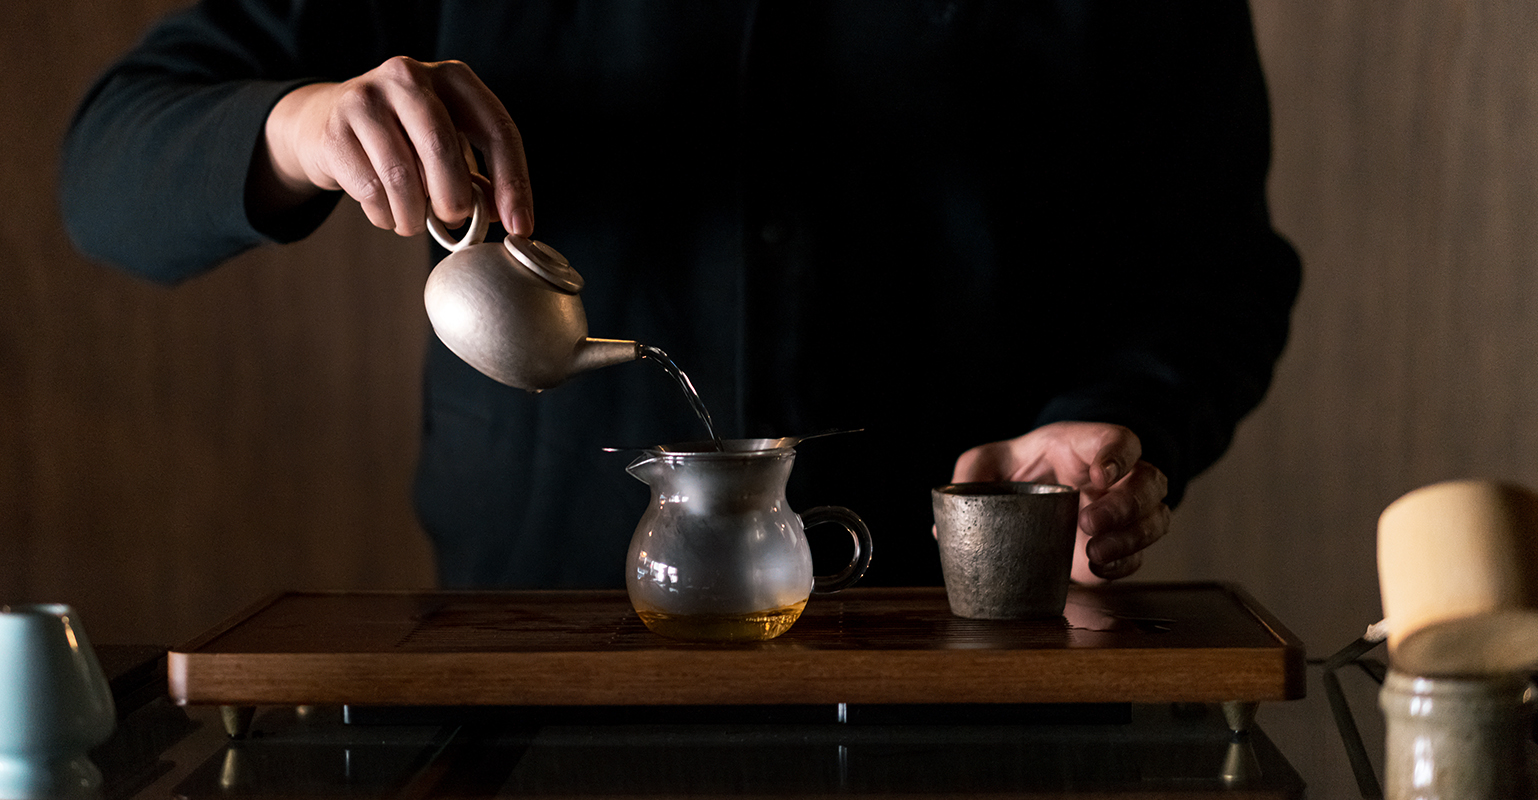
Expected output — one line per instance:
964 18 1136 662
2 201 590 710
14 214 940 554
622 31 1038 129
572 338 642 376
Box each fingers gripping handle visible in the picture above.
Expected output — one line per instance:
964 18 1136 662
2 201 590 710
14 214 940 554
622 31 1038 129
426 183 491 252
804 506 873 593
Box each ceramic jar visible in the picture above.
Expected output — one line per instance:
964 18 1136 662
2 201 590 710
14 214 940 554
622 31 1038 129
1379 670 1536 800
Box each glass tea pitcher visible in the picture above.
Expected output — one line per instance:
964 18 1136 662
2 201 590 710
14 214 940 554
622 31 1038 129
624 440 873 642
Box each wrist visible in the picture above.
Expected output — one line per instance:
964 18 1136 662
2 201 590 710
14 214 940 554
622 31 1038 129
250 83 333 212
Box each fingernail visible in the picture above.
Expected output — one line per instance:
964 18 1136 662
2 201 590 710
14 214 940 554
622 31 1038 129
1101 461 1121 485
509 208 534 237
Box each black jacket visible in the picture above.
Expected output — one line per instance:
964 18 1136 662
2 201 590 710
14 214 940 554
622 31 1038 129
60 1 1301 588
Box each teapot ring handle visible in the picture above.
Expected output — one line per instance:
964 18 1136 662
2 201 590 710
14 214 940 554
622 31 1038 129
426 183 491 253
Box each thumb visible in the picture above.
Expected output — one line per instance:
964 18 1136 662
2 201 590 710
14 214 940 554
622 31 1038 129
1083 426 1141 490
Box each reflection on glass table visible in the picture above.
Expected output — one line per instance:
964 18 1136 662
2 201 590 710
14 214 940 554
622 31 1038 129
97 699 1306 799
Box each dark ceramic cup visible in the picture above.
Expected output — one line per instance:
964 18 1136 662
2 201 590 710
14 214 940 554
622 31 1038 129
932 482 1079 619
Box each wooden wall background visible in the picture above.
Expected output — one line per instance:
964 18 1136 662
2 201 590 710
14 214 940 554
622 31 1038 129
3 0 1535 746
0 0 438 643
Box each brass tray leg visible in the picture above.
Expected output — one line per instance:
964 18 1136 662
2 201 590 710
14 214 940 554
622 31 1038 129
221 705 256 738
1222 700 1258 734
1220 701 1262 786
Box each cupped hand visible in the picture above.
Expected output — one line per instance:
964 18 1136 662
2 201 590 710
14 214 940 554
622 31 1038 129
951 421 1171 583
256 56 533 238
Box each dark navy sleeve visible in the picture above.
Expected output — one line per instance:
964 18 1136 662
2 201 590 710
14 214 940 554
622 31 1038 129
1029 1 1302 505
58 0 436 284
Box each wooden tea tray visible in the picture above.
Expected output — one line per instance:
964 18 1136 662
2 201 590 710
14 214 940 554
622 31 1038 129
167 583 1305 707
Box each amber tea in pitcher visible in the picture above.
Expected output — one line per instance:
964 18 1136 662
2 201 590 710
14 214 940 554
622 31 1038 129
634 600 809 643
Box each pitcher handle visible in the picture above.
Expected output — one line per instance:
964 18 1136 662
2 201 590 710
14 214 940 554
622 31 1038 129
803 506 873 593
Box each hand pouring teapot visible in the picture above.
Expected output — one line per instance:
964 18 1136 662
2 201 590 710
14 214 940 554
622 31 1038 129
424 185 639 391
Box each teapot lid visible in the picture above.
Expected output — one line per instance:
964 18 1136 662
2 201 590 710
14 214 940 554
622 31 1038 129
504 236 584 295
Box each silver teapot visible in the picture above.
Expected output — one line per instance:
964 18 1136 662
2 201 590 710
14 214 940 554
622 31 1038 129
423 186 639 391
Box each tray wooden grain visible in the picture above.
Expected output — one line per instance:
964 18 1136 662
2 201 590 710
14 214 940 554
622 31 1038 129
168 583 1305 707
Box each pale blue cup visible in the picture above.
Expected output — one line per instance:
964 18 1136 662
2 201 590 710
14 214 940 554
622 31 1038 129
0 604 116 799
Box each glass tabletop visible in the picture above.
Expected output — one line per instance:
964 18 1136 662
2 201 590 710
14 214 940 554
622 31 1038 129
98 699 1308 799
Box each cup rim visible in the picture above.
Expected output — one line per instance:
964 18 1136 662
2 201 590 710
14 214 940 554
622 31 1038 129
935 481 1076 497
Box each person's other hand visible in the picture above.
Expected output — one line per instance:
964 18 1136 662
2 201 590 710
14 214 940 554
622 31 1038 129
255 57 532 238
950 421 1171 583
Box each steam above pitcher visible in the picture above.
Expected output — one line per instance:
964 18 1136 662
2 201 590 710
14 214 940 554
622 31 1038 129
423 185 639 391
